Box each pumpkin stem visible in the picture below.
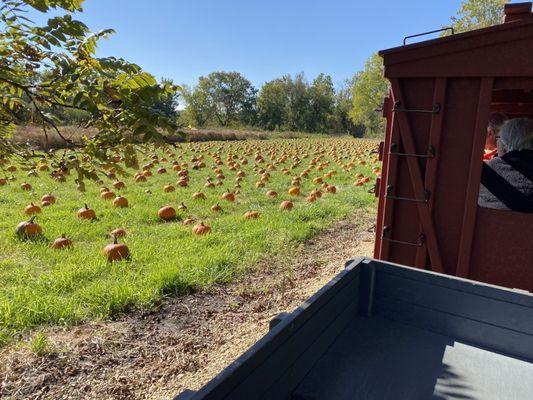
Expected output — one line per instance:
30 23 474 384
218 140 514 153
28 216 36 223
61 233 66 238
85 203 89 210
112 233 118 244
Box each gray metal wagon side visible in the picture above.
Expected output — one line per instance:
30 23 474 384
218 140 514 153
176 258 533 400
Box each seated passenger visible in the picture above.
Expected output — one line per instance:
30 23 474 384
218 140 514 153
478 118 533 212
483 113 507 161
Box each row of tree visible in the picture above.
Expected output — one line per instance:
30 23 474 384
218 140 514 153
180 72 368 136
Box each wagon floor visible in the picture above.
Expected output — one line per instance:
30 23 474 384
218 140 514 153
293 316 533 400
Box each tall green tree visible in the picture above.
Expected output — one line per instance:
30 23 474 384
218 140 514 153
349 53 388 138
194 71 257 127
257 78 288 130
285 73 311 132
449 0 509 33
308 73 335 133
0 0 179 162
150 77 180 121
333 77 362 136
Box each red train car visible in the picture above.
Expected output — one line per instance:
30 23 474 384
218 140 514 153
374 2 533 291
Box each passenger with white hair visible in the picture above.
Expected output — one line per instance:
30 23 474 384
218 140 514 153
483 113 508 161
478 118 533 212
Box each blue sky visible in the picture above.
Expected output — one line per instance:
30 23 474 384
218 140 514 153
30 1 478 88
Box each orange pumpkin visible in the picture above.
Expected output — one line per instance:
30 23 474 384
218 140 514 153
41 193 56 204
52 234 73 250
326 185 337 194
221 192 235 202
103 235 130 262
24 202 41 215
288 186 300 196
266 190 278 198
21 182 32 191
113 180 126 190
163 184 175 193
16 216 42 237
158 205 176 221
111 227 127 238
100 190 115 200
77 204 96 220
113 195 129 208
192 222 211 235
244 210 260 219
280 200 294 210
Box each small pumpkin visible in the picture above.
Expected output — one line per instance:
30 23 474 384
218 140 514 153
103 234 130 262
183 217 195 225
192 192 206 200
111 227 127 238
211 203 222 212
157 167 167 174
52 234 73 250
21 182 32 191
16 216 42 237
163 184 175 193
158 205 177 221
0 178 7 186
279 200 294 211
113 180 126 190
41 193 56 204
100 190 115 200
135 174 147 183
221 192 235 202
77 204 96 220
113 195 129 208
326 185 337 194
288 186 300 196
24 202 42 215
244 210 259 219
192 222 211 235
266 190 278 198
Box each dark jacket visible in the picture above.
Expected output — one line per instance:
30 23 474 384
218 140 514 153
478 150 533 211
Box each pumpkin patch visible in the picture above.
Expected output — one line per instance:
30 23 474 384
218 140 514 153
0 137 378 340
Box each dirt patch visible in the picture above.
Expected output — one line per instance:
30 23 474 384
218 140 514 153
0 211 375 400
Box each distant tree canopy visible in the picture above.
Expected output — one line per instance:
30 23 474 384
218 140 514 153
449 0 509 33
0 0 180 161
183 71 358 135
349 54 388 138
182 72 256 128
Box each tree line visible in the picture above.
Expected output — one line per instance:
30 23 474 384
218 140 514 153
180 71 379 137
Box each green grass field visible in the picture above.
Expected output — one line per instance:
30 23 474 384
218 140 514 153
0 137 378 344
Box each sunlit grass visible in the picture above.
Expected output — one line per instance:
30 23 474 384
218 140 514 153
0 137 378 343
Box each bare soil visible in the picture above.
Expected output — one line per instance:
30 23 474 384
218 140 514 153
0 211 375 400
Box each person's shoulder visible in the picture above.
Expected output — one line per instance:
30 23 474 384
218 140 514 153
487 157 504 168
